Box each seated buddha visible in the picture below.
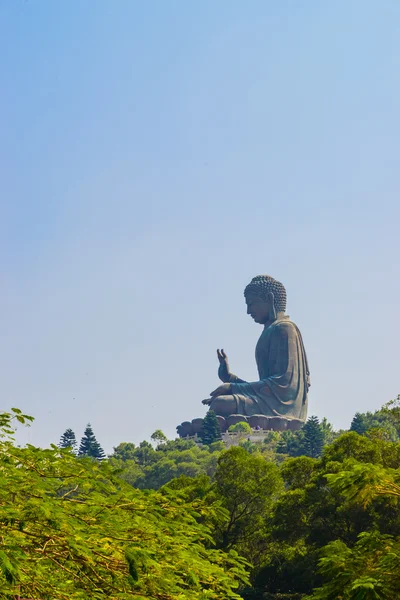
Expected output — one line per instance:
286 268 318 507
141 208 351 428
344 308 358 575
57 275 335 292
202 275 310 422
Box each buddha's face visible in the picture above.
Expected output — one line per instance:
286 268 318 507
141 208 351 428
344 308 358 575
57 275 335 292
245 293 271 324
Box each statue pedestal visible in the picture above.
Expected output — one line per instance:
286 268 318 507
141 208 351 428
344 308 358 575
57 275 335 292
176 414 304 438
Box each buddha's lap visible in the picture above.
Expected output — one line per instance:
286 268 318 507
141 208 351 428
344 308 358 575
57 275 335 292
210 394 256 416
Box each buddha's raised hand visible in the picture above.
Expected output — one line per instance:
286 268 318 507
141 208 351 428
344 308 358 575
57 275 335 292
217 349 231 382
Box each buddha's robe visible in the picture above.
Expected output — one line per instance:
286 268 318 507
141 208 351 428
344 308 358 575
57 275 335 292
229 316 310 421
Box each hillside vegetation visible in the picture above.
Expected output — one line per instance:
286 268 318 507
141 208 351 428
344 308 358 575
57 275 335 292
1 398 400 599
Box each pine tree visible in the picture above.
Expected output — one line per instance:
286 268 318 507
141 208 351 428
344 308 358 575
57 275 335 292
78 424 106 460
200 410 222 445
58 428 77 453
276 435 288 455
350 412 368 435
303 415 324 458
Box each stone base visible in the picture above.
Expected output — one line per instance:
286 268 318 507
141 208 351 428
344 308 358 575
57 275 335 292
176 414 304 438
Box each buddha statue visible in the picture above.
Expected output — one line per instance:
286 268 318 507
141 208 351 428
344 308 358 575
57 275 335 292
202 275 310 423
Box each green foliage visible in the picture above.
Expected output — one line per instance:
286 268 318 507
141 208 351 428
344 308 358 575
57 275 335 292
0 408 34 435
305 456 400 598
8 399 400 599
111 441 137 461
320 431 400 468
350 407 399 441
260 418 400 598
107 434 220 490
133 440 158 467
252 539 318 598
307 532 400 599
229 421 252 433
110 439 221 490
303 416 325 458
381 394 400 428
201 410 222 445
156 437 197 452
78 423 106 460
0 410 249 599
280 456 317 489
150 429 167 446
239 438 259 453
320 417 339 445
103 402 400 597
214 447 283 560
351 412 369 435
104 398 400 599
161 447 284 572
276 418 337 460
276 429 306 457
263 431 280 444
59 428 77 453
209 440 226 452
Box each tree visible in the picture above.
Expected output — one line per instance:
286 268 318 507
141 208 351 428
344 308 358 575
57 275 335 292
276 435 289 455
308 461 400 599
156 437 197 452
200 410 222 445
78 423 105 460
321 431 383 466
58 428 77 453
350 412 368 435
0 409 249 599
135 444 220 490
111 441 137 461
382 394 400 432
276 429 306 457
309 532 400 600
151 429 168 446
134 440 157 467
263 429 400 598
228 421 252 433
280 456 317 490
239 439 258 453
214 447 283 560
320 417 338 445
303 415 325 458
349 407 399 441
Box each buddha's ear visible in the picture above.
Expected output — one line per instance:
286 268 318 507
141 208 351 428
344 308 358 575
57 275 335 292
267 292 277 320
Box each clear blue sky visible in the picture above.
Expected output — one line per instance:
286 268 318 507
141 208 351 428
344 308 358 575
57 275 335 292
2 0 400 451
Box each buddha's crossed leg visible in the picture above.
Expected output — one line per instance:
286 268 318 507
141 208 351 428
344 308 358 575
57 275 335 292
207 394 256 417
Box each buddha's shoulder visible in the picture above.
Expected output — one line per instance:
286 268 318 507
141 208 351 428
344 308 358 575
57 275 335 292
273 316 296 327
271 318 299 335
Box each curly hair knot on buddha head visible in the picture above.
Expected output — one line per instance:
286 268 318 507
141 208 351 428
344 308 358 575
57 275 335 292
244 275 287 312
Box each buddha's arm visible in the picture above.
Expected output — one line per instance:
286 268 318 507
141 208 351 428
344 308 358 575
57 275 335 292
227 373 247 383
217 349 246 383
218 369 246 383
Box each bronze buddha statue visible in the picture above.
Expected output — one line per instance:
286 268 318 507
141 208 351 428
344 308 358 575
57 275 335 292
202 275 310 423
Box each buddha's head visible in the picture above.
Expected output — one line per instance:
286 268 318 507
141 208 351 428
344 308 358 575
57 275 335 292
244 275 287 325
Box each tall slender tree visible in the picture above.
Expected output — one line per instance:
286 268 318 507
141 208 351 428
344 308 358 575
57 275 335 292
303 415 325 458
78 424 106 460
200 410 222 445
58 428 77 453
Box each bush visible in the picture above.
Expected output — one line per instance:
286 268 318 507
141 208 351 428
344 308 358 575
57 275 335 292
228 421 252 433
